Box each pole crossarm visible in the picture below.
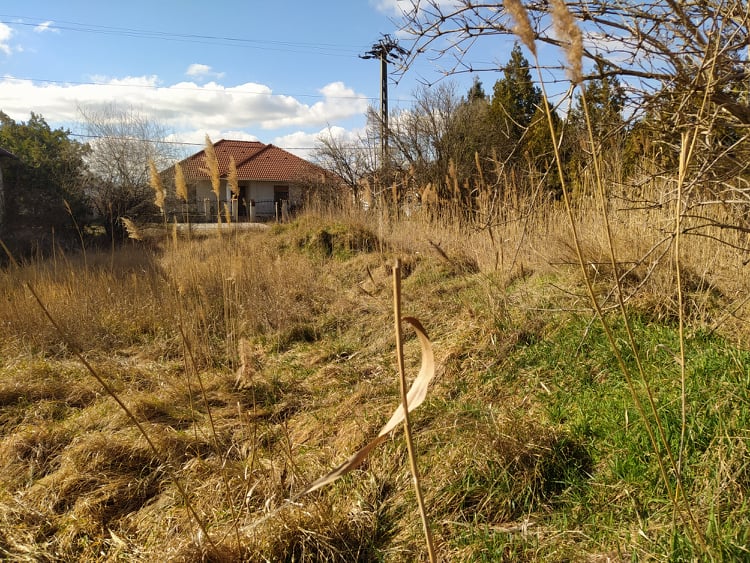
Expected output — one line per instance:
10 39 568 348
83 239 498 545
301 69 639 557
361 34 408 168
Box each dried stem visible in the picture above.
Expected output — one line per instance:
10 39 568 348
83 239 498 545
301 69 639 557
392 258 437 563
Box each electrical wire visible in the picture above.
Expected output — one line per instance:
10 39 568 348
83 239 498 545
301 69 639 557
67 131 372 152
0 14 417 103
0 15 368 57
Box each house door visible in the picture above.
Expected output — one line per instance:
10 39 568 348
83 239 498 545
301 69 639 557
274 185 289 220
238 185 249 218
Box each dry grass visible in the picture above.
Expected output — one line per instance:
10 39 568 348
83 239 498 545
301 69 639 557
0 174 748 559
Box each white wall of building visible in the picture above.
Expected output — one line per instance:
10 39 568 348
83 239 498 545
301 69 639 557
192 179 297 221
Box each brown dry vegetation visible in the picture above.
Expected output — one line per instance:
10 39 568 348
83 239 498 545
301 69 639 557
0 179 749 560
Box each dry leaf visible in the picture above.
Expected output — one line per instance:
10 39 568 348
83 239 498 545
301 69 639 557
301 316 435 495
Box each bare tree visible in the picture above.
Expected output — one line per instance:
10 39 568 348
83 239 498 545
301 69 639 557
315 128 370 202
389 82 460 170
397 1 750 237
397 1 749 115
79 103 180 240
315 84 488 210
313 122 383 208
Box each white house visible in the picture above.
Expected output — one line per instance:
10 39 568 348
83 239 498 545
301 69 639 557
165 139 340 222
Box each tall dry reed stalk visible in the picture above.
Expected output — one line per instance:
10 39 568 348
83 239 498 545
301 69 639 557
174 161 190 225
202 134 223 228
670 36 720 543
228 156 239 199
506 0 709 554
392 259 436 562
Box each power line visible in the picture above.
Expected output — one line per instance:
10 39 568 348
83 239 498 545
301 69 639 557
0 15 367 57
1 74 417 105
0 15 420 104
69 132 202 146
67 132 373 152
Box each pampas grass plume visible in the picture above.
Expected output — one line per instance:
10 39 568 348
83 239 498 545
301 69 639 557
121 218 143 240
228 156 239 198
504 0 536 56
149 160 166 213
551 0 583 84
202 134 221 200
174 162 188 202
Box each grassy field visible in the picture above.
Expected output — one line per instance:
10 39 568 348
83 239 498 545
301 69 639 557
0 193 749 561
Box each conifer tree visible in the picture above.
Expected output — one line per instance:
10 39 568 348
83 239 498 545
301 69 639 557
490 43 542 151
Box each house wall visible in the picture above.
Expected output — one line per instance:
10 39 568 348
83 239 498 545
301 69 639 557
192 179 301 221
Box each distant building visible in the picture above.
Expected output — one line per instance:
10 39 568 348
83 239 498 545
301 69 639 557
164 139 343 222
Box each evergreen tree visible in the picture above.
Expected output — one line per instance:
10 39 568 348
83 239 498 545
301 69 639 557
490 43 542 150
524 103 565 197
441 77 497 187
566 67 627 194
467 75 486 103
569 64 626 142
487 44 564 196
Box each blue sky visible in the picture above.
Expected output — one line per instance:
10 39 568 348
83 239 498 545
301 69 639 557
0 1 523 159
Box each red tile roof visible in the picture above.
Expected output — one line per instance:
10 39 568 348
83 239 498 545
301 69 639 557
177 139 330 184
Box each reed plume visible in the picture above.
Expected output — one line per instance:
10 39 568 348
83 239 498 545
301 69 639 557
504 0 536 56
550 0 583 84
121 217 143 240
202 134 221 201
228 156 239 198
174 162 188 202
149 159 166 213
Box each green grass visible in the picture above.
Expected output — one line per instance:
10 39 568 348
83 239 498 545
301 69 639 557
485 314 750 559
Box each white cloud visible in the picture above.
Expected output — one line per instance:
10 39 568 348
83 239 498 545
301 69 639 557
374 0 458 16
371 0 412 16
168 128 259 146
0 23 13 55
165 126 364 162
274 125 367 159
583 32 639 65
167 128 344 160
258 81 369 129
316 125 364 145
33 21 58 34
0 75 370 141
272 129 328 159
185 63 225 80
186 63 210 76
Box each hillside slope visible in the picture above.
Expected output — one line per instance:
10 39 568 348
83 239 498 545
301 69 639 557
0 216 748 561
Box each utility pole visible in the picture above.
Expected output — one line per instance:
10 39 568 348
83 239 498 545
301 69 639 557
360 34 407 169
